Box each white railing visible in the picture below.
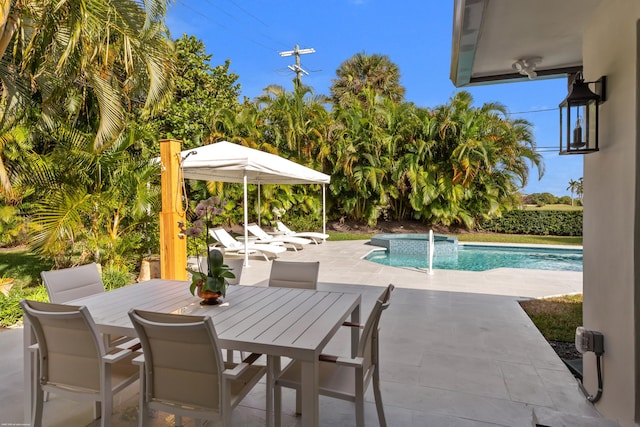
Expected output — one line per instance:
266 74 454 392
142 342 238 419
428 229 435 275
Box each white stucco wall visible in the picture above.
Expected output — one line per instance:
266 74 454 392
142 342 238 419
582 1 640 424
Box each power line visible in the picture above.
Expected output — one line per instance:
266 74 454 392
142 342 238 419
506 107 558 115
202 0 290 49
202 0 239 22
223 0 270 27
178 0 285 52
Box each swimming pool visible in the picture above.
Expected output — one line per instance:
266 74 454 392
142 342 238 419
365 244 583 272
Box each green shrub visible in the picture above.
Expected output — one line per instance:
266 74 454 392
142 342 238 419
102 266 136 291
524 192 560 206
0 285 48 327
0 206 32 248
558 196 573 205
478 210 582 236
0 265 135 327
279 215 325 234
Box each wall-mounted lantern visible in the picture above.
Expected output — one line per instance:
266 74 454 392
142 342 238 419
559 71 607 154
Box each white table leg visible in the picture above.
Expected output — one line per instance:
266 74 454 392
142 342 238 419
266 355 279 427
23 318 35 424
300 360 319 427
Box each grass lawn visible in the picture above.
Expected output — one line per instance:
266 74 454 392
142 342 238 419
519 294 583 342
327 232 372 241
524 204 583 211
0 248 52 288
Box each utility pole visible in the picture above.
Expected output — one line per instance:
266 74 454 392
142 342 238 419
279 44 315 85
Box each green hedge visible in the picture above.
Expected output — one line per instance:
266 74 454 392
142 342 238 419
478 210 583 236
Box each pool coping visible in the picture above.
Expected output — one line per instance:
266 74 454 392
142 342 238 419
364 239 583 257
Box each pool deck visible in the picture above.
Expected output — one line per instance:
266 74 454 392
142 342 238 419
0 239 619 426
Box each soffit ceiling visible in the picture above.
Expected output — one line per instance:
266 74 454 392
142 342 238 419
450 0 602 87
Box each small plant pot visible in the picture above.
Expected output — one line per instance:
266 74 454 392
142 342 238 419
138 256 161 282
196 284 223 305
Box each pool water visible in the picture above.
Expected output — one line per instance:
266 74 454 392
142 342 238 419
365 244 583 272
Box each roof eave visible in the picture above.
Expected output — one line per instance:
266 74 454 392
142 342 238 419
450 0 585 88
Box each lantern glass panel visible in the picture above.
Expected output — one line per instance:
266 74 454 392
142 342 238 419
570 104 587 149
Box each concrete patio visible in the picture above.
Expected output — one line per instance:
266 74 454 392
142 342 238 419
0 239 618 426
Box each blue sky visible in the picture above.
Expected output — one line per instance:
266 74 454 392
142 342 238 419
165 0 583 197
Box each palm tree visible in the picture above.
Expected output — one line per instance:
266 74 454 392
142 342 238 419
0 122 29 204
330 52 405 107
0 0 174 149
209 103 263 147
576 177 584 205
329 90 394 225
23 125 160 268
256 82 330 163
567 179 579 206
0 0 174 235
424 91 543 227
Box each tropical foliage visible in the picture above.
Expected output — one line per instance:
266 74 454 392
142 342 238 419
153 34 240 150
0 0 175 268
330 52 405 106
0 7 546 278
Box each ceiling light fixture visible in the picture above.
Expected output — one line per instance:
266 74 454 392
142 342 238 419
512 57 542 79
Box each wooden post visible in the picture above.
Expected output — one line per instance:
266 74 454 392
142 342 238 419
159 139 187 280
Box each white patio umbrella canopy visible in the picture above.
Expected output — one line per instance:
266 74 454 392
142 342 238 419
179 141 330 266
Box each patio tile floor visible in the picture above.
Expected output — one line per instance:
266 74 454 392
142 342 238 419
0 239 618 426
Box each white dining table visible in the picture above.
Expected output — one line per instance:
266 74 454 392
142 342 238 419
23 279 361 427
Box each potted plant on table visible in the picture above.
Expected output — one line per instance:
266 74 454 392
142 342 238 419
179 196 235 305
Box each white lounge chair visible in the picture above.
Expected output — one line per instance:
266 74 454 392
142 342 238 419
247 223 311 251
273 284 394 427
275 221 329 244
209 227 286 261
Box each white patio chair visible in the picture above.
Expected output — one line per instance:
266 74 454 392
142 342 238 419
268 260 320 289
20 299 140 427
231 260 321 366
247 223 311 251
39 263 138 403
210 227 286 260
275 220 329 244
40 263 104 303
273 284 394 427
128 309 267 427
